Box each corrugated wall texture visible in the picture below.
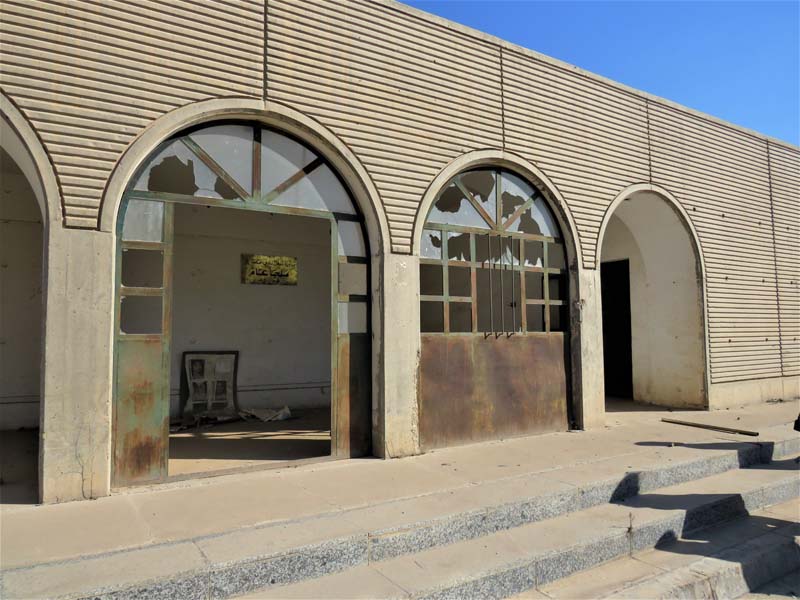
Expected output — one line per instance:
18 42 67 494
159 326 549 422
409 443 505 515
770 143 800 377
503 48 650 267
649 103 783 383
0 0 263 228
266 0 503 253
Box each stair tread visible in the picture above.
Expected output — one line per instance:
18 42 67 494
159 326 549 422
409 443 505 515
240 460 798 599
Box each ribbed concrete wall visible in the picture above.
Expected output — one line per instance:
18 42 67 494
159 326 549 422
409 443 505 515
0 0 264 228
0 0 797 385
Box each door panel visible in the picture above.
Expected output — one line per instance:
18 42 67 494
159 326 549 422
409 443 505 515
419 333 568 450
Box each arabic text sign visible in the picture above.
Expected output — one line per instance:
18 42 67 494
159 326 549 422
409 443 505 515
241 254 298 285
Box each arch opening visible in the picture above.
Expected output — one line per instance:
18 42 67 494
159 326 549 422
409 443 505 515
599 190 707 411
112 121 371 487
0 146 44 505
417 166 576 450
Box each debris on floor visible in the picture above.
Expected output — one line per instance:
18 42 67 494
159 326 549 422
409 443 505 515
240 406 292 423
661 417 759 436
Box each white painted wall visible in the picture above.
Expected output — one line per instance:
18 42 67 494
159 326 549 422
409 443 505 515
0 150 43 429
600 192 706 408
169 204 331 417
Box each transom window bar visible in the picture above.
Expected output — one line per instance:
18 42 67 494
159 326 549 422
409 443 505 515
420 168 568 335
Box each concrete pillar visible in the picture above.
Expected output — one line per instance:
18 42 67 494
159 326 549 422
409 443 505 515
374 252 421 458
575 268 605 430
40 227 114 503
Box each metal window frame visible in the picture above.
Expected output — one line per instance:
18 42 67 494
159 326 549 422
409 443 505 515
420 168 568 336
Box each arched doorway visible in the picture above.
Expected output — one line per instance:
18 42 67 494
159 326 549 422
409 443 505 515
599 190 707 410
112 121 371 487
417 167 574 449
0 147 43 504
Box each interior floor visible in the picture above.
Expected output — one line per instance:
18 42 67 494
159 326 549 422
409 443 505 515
0 429 38 505
605 396 701 413
168 407 330 477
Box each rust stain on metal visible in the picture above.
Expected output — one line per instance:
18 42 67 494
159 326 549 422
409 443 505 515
119 430 164 480
419 334 569 451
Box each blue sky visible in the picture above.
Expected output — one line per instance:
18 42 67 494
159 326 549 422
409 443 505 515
402 1 799 145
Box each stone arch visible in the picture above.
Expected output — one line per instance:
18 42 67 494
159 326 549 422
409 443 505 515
596 182 710 408
0 90 61 228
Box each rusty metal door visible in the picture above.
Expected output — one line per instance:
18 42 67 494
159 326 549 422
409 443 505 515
112 201 173 487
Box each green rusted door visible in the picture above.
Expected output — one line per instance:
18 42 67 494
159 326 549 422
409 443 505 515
112 200 173 487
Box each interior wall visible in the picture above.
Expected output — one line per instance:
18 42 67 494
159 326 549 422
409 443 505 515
600 192 706 408
170 204 331 417
0 149 43 429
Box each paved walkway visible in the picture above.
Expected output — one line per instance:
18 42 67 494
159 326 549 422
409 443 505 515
1 400 798 572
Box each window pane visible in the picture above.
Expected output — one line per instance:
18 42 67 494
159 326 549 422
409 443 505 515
427 182 490 229
549 273 565 301
525 272 545 300
502 270 522 333
120 295 162 334
338 302 368 333
448 266 471 297
133 139 237 199
188 124 253 196
550 305 567 332
500 171 536 224
421 229 442 259
420 264 443 296
459 170 496 224
446 231 471 262
526 304 545 332
337 221 366 257
549 243 566 270
261 130 319 200
122 199 163 242
524 240 544 268
420 301 444 332
121 249 163 288
476 268 492 332
339 262 367 295
449 302 472 332
271 163 356 215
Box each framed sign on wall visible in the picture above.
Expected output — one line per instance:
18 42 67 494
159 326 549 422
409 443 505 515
241 254 298 285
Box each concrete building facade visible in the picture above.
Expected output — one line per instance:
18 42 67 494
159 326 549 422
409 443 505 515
0 0 797 503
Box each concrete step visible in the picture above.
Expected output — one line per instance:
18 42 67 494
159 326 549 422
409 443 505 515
530 498 799 599
2 442 796 599
740 568 800 599
236 459 798 599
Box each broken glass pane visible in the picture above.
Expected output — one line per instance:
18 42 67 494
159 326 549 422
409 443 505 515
500 172 535 224
447 231 471 262
420 264 443 296
427 182 490 229
524 240 544 268
337 221 366 257
459 169 496 224
121 249 163 288
338 302 368 334
120 295 162 334
448 266 471 297
188 124 253 196
420 301 444 333
122 199 163 242
449 302 472 332
338 262 367 295
132 139 236 199
421 229 442 259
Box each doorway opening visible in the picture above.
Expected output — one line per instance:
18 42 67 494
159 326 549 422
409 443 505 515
599 191 707 411
0 147 43 504
112 122 371 488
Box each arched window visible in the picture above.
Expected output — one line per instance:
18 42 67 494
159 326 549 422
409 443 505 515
419 168 567 335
